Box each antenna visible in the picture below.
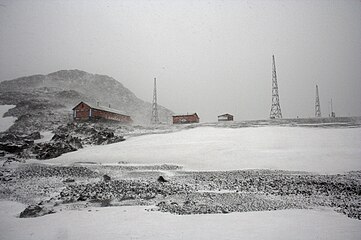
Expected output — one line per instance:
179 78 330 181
330 98 336 118
270 55 282 119
151 77 159 124
315 85 321 117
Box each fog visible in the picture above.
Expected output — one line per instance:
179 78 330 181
0 0 360 122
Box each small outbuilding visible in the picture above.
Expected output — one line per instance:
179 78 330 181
173 113 200 124
218 113 234 122
72 101 132 124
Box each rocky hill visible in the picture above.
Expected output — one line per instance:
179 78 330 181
0 70 173 132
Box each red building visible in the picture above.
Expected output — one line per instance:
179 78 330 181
172 113 200 124
72 101 132 124
218 113 234 122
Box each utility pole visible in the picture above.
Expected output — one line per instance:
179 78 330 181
270 55 282 119
315 85 321 117
151 77 159 124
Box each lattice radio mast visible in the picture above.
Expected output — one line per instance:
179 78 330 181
315 85 321 117
151 77 159 124
270 55 282 119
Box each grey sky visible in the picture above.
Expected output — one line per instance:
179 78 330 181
0 0 360 121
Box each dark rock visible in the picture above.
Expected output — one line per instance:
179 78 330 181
19 205 55 218
0 151 5 157
157 176 168 183
103 174 111 182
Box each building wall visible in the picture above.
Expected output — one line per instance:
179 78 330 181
173 115 199 124
92 109 132 123
218 115 234 121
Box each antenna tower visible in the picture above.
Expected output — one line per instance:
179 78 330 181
151 77 159 124
270 55 282 119
315 85 321 117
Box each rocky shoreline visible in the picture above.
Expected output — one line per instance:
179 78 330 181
1 163 360 220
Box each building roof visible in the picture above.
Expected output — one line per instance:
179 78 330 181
73 101 130 117
173 113 199 118
218 113 233 117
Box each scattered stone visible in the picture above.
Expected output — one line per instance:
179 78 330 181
16 164 98 178
63 178 75 183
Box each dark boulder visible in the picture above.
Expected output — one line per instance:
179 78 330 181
51 134 82 149
103 174 111 182
32 142 77 160
157 176 168 183
19 204 55 218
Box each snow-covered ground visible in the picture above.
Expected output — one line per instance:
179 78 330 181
51 126 361 173
0 105 16 132
1 201 360 240
34 131 54 143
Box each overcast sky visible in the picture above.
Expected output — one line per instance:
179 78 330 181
0 0 360 121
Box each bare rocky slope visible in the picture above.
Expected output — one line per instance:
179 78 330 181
0 70 173 132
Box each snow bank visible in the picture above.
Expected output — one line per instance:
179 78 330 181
51 126 361 173
1 201 360 240
34 131 54 143
0 105 16 132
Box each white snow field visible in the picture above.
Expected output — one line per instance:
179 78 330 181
51 126 361 173
0 105 16 132
34 131 55 143
1 201 360 240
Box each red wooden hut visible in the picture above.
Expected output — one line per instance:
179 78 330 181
72 101 132 124
218 113 234 122
172 113 200 124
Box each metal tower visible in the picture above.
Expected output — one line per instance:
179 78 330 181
270 55 282 119
315 85 321 117
151 77 159 124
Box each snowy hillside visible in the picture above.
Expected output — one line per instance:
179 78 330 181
51 126 361 173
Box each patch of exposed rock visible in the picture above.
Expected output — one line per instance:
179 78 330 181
55 122 125 145
15 164 99 179
0 132 40 154
0 122 125 161
59 180 192 203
